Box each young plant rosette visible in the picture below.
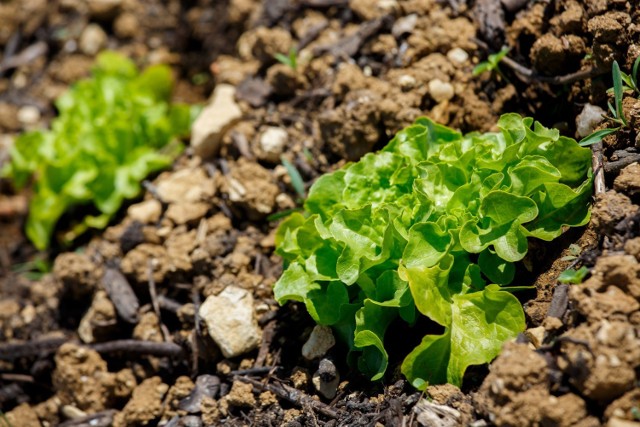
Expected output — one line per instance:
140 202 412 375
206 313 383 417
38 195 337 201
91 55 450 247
274 114 592 388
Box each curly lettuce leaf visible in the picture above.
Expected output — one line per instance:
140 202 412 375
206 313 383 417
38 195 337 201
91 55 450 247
3 51 197 250
274 113 592 387
402 285 525 388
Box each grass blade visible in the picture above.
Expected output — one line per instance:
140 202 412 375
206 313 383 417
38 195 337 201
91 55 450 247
288 47 298 71
267 208 303 222
578 127 619 146
633 55 640 92
621 72 635 91
472 62 491 76
274 53 291 68
558 266 589 284
612 61 627 125
281 156 306 199
490 47 510 67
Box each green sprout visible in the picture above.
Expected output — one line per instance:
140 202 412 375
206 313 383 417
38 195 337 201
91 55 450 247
473 47 510 78
615 55 640 96
280 155 305 201
274 47 299 72
267 156 306 222
608 60 628 126
11 257 52 281
579 58 640 146
558 266 589 284
560 244 582 262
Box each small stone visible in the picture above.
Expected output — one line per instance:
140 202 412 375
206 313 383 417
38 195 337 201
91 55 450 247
542 316 564 331
17 105 41 125
392 14 418 38
86 0 122 19
191 84 242 159
524 326 545 348
127 199 162 224
259 127 288 162
166 202 210 226
428 79 455 103
447 48 469 65
312 359 340 399
398 74 417 90
155 168 215 205
113 13 138 38
576 103 607 138
302 325 336 360
199 286 261 358
79 24 107 56
614 163 640 196
61 405 86 419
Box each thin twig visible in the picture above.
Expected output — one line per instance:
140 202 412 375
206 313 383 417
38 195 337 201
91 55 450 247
0 41 48 74
604 153 640 174
591 141 606 195
500 56 605 85
228 366 277 376
91 340 185 358
157 295 183 313
236 376 341 419
0 337 69 360
0 373 34 383
255 320 277 368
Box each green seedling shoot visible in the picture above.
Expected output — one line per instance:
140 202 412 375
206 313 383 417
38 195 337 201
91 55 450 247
579 58 640 147
274 47 299 72
558 266 589 284
473 47 510 78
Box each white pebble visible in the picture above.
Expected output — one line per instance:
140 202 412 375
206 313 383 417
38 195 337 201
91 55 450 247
259 127 288 162
428 79 455 103
576 103 607 138
398 74 417 90
79 24 107 56
302 325 336 360
17 106 41 125
447 48 469 65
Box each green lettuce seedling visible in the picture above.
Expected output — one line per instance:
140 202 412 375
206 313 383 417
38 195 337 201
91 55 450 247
274 114 592 388
3 51 197 250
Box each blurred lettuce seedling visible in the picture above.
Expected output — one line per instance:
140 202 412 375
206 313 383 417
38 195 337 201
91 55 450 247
2 51 199 250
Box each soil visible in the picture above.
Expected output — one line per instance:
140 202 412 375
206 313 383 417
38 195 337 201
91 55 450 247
1 0 640 426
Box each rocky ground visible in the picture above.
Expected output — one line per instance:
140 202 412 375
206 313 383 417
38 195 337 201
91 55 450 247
1 0 640 426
